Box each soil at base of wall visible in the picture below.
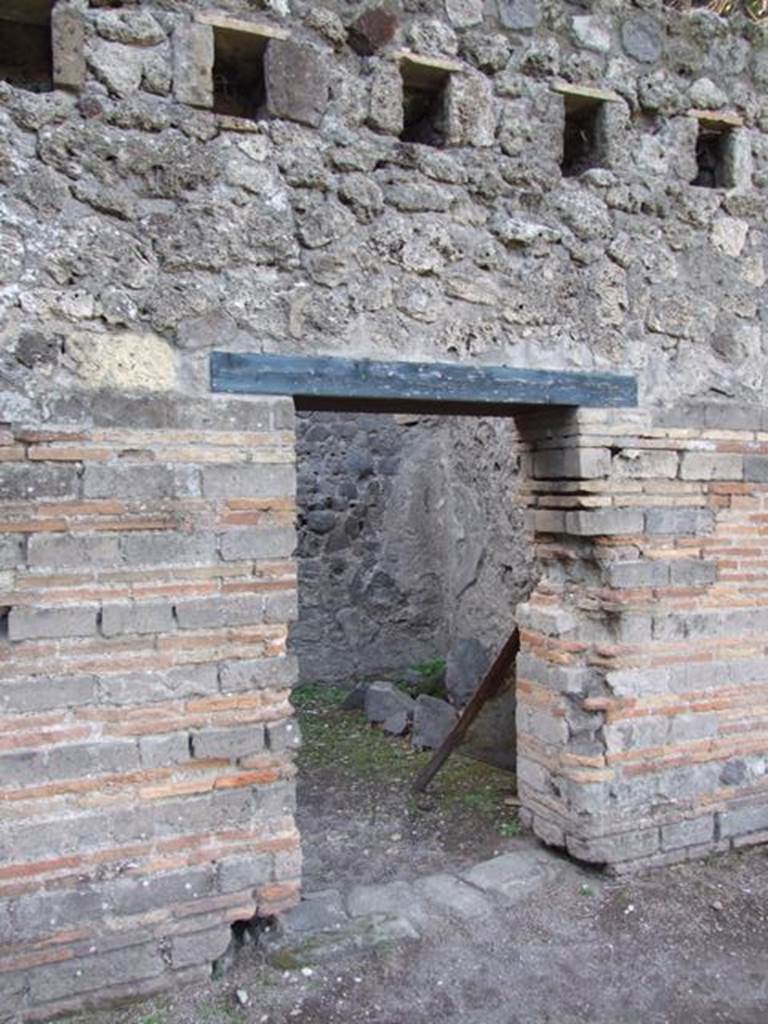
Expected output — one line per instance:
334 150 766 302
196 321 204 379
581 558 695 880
293 685 523 889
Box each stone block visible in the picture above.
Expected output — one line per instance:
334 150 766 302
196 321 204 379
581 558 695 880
27 533 121 570
348 8 398 55
719 801 768 838
611 448 679 480
264 588 299 624
174 594 265 630
52 4 86 91
265 39 329 128
606 560 670 588
743 455 768 483
413 872 493 917
218 853 274 895
266 717 301 752
101 599 174 637
462 850 561 900
565 509 643 537
679 452 743 481
0 465 79 502
532 446 611 480
202 464 295 500
445 72 495 147
368 61 403 135
83 464 199 500
28 943 164 1005
412 695 457 750
219 525 296 561
172 926 232 969
219 655 298 692
669 559 717 587
121 531 217 568
566 827 660 865
139 733 190 768
173 21 214 108
0 674 97 714
499 0 542 29
365 681 416 735
445 638 489 707
0 535 23 570
280 889 348 933
644 507 715 536
191 724 265 761
8 604 98 641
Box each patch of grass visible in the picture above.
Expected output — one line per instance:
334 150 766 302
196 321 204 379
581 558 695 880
297 695 518 833
292 682 348 709
498 819 521 838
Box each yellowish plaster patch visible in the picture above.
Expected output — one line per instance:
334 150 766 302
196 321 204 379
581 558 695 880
68 332 177 392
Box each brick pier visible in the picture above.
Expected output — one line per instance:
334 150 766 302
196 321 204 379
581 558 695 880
0 396 300 1020
516 404 768 871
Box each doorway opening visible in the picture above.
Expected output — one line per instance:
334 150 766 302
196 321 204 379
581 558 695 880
288 398 534 888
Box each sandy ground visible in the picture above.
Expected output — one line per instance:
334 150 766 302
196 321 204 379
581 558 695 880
70 691 768 1024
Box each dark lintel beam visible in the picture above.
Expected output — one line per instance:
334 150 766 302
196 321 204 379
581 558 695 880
210 352 637 410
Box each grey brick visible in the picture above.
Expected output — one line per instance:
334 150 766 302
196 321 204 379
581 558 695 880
2 812 111 862
171 926 231 969
100 664 218 705
101 599 175 637
0 535 24 570
611 448 679 480
173 594 265 631
532 446 610 480
255 778 297 817
743 455 768 483
273 399 296 430
14 887 103 943
669 559 717 587
679 452 743 481
719 801 768 838
645 507 715 536
110 866 215 916
46 739 139 781
8 604 98 641
139 733 191 768
120 530 217 568
566 826 660 864
606 560 670 588
565 509 643 536
190 724 265 761
0 464 79 501
264 588 299 623
219 655 298 692
29 943 164 1004
0 673 96 714
27 533 121 570
217 853 273 894
202 463 295 501
266 717 302 752
219 525 296 561
172 20 213 107
83 464 200 500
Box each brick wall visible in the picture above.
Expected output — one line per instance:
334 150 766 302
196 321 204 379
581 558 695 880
515 404 768 872
0 396 300 1022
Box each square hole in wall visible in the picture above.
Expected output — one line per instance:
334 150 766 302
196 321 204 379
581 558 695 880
399 56 450 147
0 0 54 93
211 24 270 120
691 122 732 189
561 93 605 178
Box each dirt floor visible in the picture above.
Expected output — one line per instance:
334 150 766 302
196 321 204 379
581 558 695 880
69 688 768 1024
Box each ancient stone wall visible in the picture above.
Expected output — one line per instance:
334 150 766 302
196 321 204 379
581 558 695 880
291 410 530 684
0 0 767 1016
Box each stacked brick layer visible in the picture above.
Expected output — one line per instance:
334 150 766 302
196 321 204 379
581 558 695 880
515 404 768 872
0 396 300 1022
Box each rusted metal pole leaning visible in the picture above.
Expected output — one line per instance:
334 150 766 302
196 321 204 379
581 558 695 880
412 626 521 793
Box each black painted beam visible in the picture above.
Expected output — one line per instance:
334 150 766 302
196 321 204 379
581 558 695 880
210 352 637 409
